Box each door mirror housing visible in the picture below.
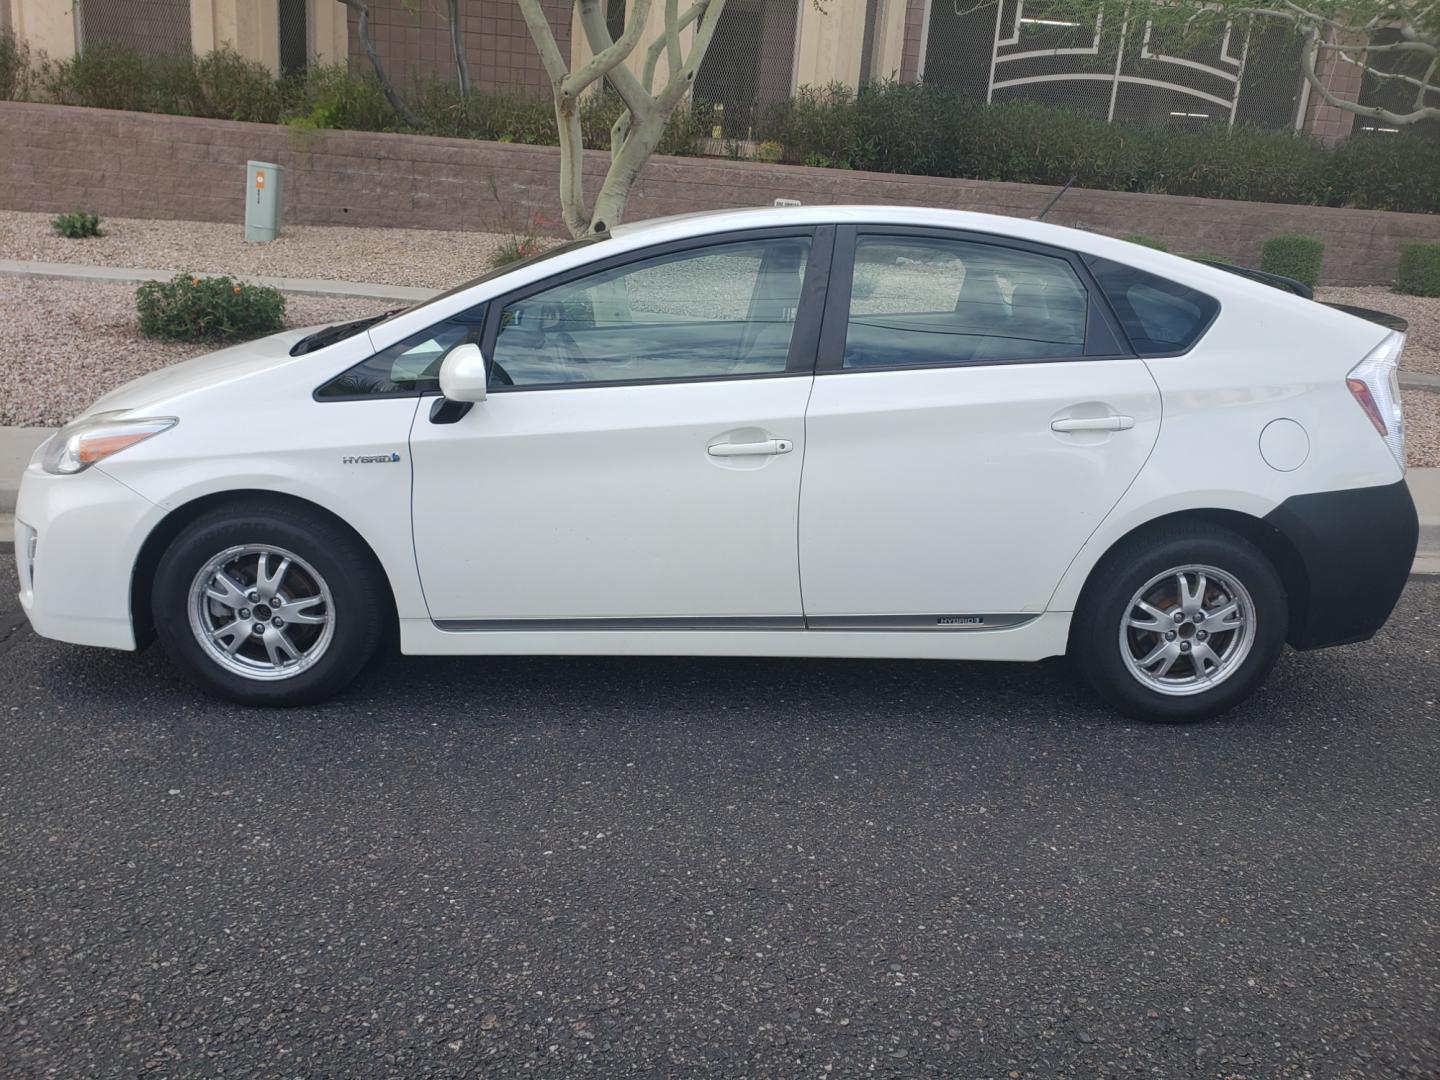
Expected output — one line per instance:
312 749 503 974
438 342 488 402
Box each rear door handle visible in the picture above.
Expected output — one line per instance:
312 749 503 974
1051 415 1135 433
707 438 794 457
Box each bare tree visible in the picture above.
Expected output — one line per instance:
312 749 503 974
517 0 729 238
337 0 423 128
447 0 472 99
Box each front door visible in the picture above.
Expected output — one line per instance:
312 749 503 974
798 228 1162 622
409 229 829 627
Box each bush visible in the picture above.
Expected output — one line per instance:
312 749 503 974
1260 234 1325 287
0 28 32 101
1396 242 1440 297
1125 234 1170 251
490 233 546 268
51 209 103 239
136 273 286 343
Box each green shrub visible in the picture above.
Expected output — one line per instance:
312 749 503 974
0 28 32 101
51 209 103 239
1396 242 1440 297
490 233 546 268
1260 234 1325 287
136 273 286 343
38 44 157 112
1124 234 1170 251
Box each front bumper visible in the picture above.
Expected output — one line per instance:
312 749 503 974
15 462 163 650
1264 478 1419 650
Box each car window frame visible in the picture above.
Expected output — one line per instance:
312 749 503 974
815 225 1133 375
473 225 836 394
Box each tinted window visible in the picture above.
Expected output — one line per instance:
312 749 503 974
315 305 485 399
1084 256 1219 355
843 236 1088 368
491 237 811 388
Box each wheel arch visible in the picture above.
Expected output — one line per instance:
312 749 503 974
129 489 399 648
1067 507 1311 649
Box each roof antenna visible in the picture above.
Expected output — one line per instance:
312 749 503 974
1035 176 1076 221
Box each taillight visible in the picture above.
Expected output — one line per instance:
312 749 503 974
1347 331 1405 472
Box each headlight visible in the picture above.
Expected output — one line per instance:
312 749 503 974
41 411 177 475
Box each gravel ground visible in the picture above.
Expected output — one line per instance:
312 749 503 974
0 210 512 291
0 277 390 428
1 561 1437 1078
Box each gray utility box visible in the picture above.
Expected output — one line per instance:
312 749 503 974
244 160 284 242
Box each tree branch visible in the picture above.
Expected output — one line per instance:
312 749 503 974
1301 24 1440 126
337 0 421 128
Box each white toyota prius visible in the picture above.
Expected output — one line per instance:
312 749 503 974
15 206 1419 720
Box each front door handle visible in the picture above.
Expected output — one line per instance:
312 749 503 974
1051 415 1135 433
707 438 794 457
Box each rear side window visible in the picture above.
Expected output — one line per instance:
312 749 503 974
843 235 1088 368
1084 256 1219 356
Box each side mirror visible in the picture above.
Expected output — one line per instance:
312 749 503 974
438 342 488 403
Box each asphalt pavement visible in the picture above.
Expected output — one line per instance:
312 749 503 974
1 556 1437 1078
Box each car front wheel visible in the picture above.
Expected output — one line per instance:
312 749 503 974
152 502 387 705
1071 524 1288 721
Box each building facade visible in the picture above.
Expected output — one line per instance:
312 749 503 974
3 0 1392 142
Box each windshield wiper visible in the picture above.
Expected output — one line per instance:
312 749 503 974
289 310 402 356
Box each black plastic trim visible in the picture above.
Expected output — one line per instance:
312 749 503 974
1263 479 1419 650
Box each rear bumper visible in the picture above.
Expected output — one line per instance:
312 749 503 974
1264 479 1419 650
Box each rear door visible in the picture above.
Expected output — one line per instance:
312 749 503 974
798 227 1162 623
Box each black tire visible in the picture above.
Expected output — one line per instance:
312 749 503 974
152 501 388 706
1070 523 1288 722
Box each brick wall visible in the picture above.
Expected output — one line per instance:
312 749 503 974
1302 29 1364 144
2 101 1437 284
347 0 569 96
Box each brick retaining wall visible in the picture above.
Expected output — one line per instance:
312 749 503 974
2 101 1436 285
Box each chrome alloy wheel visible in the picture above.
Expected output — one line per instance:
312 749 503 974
1118 564 1256 696
187 545 335 681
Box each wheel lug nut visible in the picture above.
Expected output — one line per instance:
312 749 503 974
1197 630 1208 641
252 623 265 636
1194 611 1206 622
271 596 283 607
239 608 250 619
1179 641 1192 652
1173 611 1185 623
271 616 284 628
247 591 259 602
1165 630 1176 640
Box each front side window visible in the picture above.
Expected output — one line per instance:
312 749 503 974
843 236 1089 368
315 305 485 399
490 237 812 389
1083 256 1219 356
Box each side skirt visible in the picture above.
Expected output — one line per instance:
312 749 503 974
400 613 1071 662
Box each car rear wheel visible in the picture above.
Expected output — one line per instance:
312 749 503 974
152 503 387 705
1071 524 1288 721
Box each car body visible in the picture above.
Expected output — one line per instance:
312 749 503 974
14 205 1419 719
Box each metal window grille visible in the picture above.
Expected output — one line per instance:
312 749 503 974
279 0 308 78
73 0 192 59
919 0 1309 131
693 0 801 139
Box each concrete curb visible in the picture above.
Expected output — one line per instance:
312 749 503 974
0 259 440 304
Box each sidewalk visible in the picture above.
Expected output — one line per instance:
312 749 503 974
2 422 1437 572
